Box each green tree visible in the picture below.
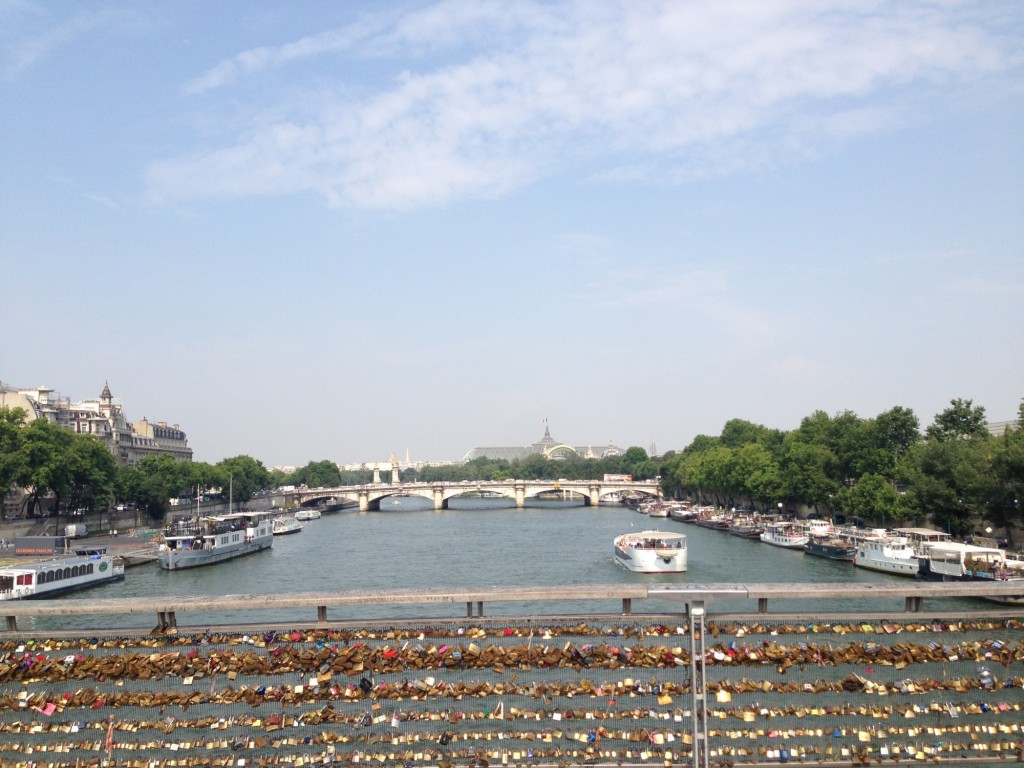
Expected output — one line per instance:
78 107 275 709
292 460 343 488
720 418 772 448
981 402 1024 547
925 398 989 441
20 417 75 519
732 443 783 507
216 455 271 504
64 435 117 515
779 438 839 514
834 472 907 526
0 407 28 518
873 406 921 461
902 438 988 537
119 454 183 520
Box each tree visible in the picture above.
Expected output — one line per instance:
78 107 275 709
20 417 75 519
64 435 117 515
720 419 771 449
834 473 908 526
873 406 920 460
982 403 1024 547
926 398 989 442
779 438 839 514
0 407 28 518
902 438 988 537
731 443 783 508
120 454 183 520
216 455 271 504
291 460 342 488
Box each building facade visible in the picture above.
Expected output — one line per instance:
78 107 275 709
0 381 192 466
463 424 624 462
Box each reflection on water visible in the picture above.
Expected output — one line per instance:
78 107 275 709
39 502 987 631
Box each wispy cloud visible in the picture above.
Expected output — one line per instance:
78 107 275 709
1 5 145 81
147 0 1022 211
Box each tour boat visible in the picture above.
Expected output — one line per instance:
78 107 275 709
803 535 857 561
853 535 922 576
272 517 304 536
0 551 124 601
613 530 687 573
158 511 274 570
295 508 322 521
917 542 1024 604
759 521 809 549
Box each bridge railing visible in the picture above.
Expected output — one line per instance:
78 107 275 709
0 583 1021 768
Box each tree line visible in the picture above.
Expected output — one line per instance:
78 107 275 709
2 398 1022 545
659 399 1023 546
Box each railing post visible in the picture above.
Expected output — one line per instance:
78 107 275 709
317 606 327 622
689 602 708 768
621 598 632 614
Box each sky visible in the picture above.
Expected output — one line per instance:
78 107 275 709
2 1 1022 469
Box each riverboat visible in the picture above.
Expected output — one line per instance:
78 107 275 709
853 534 921 576
890 527 952 557
694 511 732 530
157 511 274 570
644 503 670 518
613 530 687 573
272 517 304 536
803 535 857 561
917 542 1024 604
0 551 124 601
728 514 765 539
668 503 698 522
759 521 809 549
295 508 322 521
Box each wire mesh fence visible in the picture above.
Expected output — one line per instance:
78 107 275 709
1 609 1022 767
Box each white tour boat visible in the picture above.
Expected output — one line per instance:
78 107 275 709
853 534 922 576
918 542 1024 604
158 511 274 570
613 530 688 573
272 516 304 536
295 508 322 521
0 551 124 601
759 521 810 549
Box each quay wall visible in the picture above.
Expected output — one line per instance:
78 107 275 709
0 584 1022 768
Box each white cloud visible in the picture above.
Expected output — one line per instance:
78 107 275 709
147 0 1022 210
1 6 146 81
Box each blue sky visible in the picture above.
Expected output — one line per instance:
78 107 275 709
2 1 1022 468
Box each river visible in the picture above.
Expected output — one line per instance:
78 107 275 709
37 498 990 632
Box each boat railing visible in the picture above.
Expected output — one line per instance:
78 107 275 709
0 583 1022 768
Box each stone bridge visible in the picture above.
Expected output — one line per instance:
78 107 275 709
290 479 660 512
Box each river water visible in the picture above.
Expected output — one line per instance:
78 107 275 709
40 499 989 632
